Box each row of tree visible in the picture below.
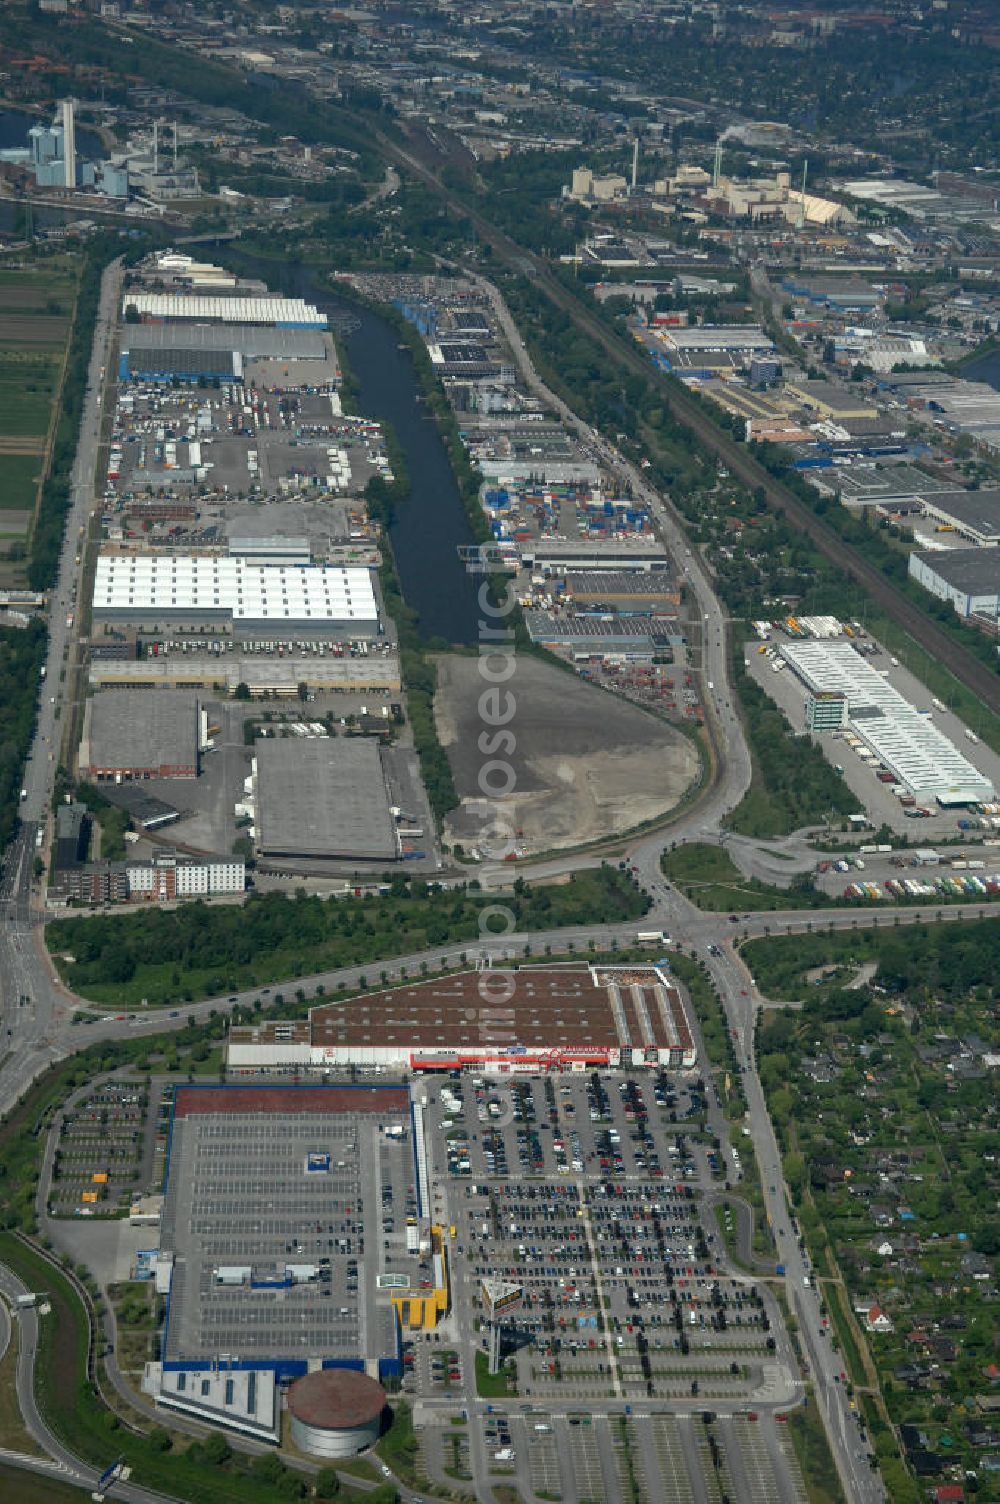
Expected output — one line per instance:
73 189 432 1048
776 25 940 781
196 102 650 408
47 867 646 1000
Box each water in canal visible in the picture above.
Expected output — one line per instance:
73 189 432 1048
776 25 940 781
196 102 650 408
223 250 481 646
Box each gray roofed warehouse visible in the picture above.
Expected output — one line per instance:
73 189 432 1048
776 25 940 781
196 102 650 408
254 737 397 862
82 690 199 780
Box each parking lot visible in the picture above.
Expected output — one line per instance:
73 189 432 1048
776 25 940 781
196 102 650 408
418 1070 791 1409
470 1410 809 1504
49 1076 156 1219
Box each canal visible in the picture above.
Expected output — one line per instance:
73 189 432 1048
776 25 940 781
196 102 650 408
223 249 481 646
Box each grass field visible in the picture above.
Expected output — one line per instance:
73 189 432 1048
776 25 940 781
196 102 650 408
0 265 77 303
0 1463 89 1501
0 453 42 510
786 1397 849 1504
662 841 825 911
0 351 59 437
0 257 79 572
0 314 68 349
0 1319 44 1455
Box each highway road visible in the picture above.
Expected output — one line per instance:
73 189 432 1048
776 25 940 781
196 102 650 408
0 1257 181 1504
0 257 123 1102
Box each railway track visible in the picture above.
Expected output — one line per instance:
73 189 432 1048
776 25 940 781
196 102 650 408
377 127 1000 718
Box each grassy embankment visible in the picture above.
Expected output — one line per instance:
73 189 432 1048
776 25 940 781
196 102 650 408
662 842 825 912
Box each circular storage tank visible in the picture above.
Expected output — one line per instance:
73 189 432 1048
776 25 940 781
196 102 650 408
287 1369 386 1459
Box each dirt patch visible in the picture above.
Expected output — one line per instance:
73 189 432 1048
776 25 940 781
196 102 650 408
435 653 699 855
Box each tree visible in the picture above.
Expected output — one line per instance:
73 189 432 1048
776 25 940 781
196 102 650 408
315 1468 341 1498
234 682 251 701
201 1430 231 1465
369 1485 400 1504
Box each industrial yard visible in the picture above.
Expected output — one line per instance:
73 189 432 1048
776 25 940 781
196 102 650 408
745 620 1000 839
434 655 700 856
51 252 446 900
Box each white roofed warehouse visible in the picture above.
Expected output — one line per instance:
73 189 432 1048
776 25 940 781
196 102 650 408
121 293 327 328
778 640 993 806
92 553 381 640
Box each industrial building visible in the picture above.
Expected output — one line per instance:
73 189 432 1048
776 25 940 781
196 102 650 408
914 489 1000 547
121 293 327 329
779 640 993 805
908 548 1000 620
91 554 381 640
523 610 681 657
812 463 956 509
524 539 668 574
88 653 401 698
788 382 879 422
81 690 200 781
142 1365 279 1444
781 275 881 310
562 571 681 608
661 326 774 355
651 325 775 379
287 1370 386 1459
882 371 1000 454
118 325 340 388
148 1084 411 1438
227 964 698 1075
253 738 398 864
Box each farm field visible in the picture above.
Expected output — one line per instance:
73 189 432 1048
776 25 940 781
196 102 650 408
0 257 79 564
0 453 43 510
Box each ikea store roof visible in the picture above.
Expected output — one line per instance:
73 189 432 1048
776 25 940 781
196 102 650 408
94 554 377 626
121 293 327 328
779 640 993 805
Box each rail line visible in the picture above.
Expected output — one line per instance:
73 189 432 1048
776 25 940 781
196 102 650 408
377 127 1000 718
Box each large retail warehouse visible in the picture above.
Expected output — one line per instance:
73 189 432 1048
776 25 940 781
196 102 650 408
228 964 698 1075
144 1084 413 1439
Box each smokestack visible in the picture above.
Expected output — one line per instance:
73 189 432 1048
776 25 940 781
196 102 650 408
61 98 76 190
631 137 639 192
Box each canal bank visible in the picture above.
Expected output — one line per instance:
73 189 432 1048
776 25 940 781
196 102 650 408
221 247 481 646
